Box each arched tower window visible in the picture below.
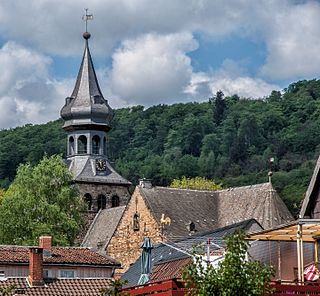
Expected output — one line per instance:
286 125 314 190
97 194 107 210
111 195 120 208
103 137 107 156
84 193 92 211
69 136 75 155
78 135 87 154
92 135 100 154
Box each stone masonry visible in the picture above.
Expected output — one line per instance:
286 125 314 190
106 187 162 271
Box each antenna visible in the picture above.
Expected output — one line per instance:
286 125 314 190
82 8 93 32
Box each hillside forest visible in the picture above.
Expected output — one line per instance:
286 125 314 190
1 79 320 217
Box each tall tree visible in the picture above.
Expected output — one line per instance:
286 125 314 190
0 155 85 246
183 232 274 296
210 90 226 125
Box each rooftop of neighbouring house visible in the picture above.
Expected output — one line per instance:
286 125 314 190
0 245 120 267
0 278 113 296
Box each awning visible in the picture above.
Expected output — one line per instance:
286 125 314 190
246 219 320 242
246 219 320 284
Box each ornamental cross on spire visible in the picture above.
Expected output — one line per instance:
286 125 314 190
82 8 93 32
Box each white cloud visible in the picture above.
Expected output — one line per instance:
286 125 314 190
0 42 71 129
185 60 279 100
259 1 320 80
110 32 198 105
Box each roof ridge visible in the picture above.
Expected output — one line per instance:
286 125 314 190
149 182 271 193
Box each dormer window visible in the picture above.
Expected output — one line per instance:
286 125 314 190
189 221 196 232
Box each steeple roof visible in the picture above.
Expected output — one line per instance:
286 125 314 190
61 32 113 130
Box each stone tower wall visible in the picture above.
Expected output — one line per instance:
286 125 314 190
77 182 130 212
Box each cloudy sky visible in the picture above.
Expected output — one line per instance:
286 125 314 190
0 0 319 129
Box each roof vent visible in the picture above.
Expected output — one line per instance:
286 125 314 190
189 221 196 233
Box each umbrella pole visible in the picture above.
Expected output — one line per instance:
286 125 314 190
315 240 318 266
278 241 281 281
297 224 301 284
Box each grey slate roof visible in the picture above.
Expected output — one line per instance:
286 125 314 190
81 206 126 253
122 219 261 287
300 156 320 217
60 34 113 129
68 156 131 185
140 182 293 240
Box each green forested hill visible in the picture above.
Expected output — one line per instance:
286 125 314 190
1 79 320 216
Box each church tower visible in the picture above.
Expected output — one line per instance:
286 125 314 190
60 30 131 214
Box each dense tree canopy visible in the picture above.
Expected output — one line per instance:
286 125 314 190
1 79 320 216
170 177 222 191
0 155 85 246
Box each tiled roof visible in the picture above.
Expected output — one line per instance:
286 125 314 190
0 246 120 266
149 257 192 282
140 182 293 239
122 219 261 287
82 206 126 252
0 277 112 296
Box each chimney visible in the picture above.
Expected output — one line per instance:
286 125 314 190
139 178 153 189
39 236 52 257
28 247 44 287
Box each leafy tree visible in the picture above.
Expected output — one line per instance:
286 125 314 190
183 232 274 296
0 284 16 296
170 176 222 191
0 155 85 246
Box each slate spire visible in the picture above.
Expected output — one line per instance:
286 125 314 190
61 32 113 131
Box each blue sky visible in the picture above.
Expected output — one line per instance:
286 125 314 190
0 0 319 129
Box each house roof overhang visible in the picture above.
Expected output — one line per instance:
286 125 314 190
246 219 320 243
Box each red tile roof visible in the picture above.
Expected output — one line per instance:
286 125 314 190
0 246 119 266
0 277 113 296
149 257 192 282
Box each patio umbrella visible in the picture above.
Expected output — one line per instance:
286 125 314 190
138 237 153 285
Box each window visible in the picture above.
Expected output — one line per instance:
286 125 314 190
133 213 140 231
189 221 196 232
84 193 92 211
59 270 75 278
43 269 53 279
92 135 100 154
97 194 106 210
111 195 119 207
69 136 75 155
103 137 107 155
78 135 87 154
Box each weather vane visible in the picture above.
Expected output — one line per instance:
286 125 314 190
82 8 93 32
